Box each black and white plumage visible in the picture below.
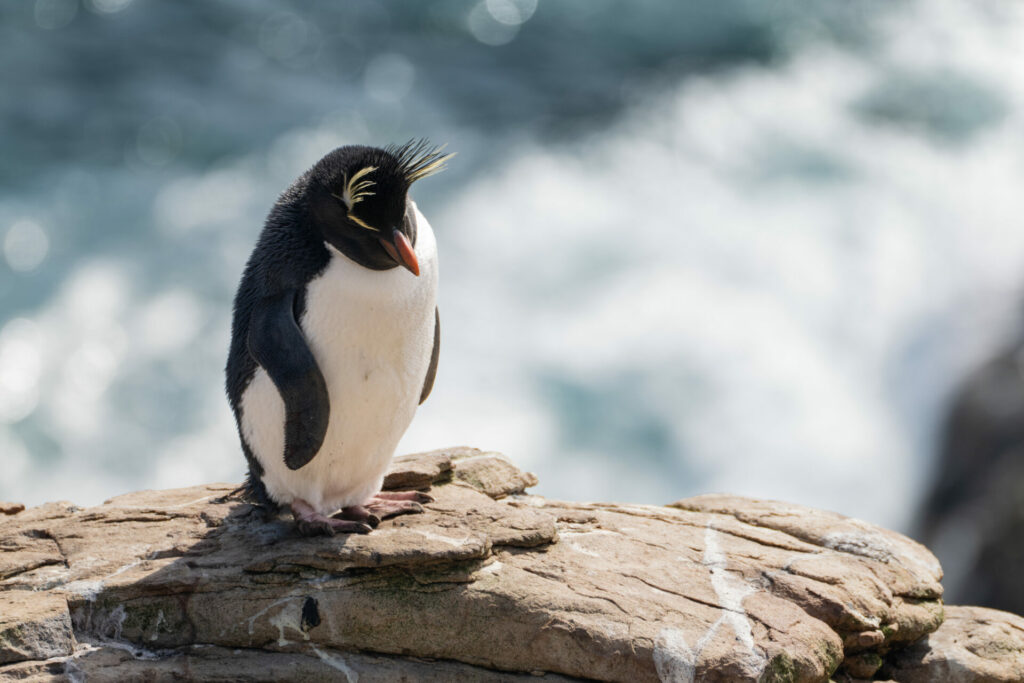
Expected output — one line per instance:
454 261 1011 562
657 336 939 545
225 142 450 534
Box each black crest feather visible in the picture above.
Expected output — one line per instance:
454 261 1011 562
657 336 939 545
385 139 455 184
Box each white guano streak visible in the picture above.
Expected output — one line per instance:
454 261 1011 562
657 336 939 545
653 523 766 682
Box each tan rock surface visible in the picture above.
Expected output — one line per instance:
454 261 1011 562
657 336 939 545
0 645 581 682
0 447 1018 682
879 605 1024 682
0 592 74 665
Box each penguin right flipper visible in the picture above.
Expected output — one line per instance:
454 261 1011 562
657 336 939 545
419 307 440 404
247 289 330 471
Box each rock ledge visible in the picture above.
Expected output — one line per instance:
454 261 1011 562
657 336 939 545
2 447 1022 682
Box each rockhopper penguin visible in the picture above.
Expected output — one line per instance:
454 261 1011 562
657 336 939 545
225 141 451 535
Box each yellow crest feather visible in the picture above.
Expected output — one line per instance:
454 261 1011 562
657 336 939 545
330 165 380 232
347 212 379 232
332 165 377 209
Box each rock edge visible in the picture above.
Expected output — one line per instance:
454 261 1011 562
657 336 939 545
2 446 1022 682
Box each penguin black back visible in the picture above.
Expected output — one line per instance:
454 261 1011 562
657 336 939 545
226 174 330 508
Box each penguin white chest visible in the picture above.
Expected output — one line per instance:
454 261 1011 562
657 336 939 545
240 211 438 513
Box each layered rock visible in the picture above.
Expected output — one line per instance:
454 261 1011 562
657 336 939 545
1 447 1022 682
880 605 1024 682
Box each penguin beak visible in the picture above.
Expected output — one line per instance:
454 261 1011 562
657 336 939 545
380 228 419 276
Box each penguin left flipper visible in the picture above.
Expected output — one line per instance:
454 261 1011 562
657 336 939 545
420 307 440 404
247 289 330 470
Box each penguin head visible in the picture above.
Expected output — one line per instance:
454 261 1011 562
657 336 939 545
308 141 453 276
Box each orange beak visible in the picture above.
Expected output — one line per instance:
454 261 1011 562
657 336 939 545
380 229 419 276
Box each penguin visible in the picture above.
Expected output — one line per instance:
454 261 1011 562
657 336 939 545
225 141 451 535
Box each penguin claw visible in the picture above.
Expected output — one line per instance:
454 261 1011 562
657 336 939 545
333 506 381 528
297 519 334 536
291 498 373 536
296 518 373 536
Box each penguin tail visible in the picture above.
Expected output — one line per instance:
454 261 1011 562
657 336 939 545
241 472 281 513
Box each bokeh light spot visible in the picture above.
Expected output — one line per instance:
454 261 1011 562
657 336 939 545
364 53 416 105
34 0 78 30
259 13 318 67
0 319 44 423
138 289 203 355
4 220 50 273
467 1 520 45
486 0 537 26
86 0 132 14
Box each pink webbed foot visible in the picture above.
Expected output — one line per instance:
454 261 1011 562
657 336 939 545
332 504 381 529
374 490 434 504
362 491 432 520
291 498 373 536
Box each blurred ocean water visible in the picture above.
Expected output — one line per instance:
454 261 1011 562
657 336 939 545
2 0 1023 531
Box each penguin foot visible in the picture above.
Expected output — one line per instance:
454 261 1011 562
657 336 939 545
296 518 372 536
375 490 434 504
333 505 381 528
291 499 373 536
363 496 427 520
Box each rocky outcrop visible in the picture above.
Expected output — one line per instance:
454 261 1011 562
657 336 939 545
880 605 1024 682
1 447 1022 682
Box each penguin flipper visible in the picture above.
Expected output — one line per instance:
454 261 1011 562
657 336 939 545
419 307 440 404
248 290 329 470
